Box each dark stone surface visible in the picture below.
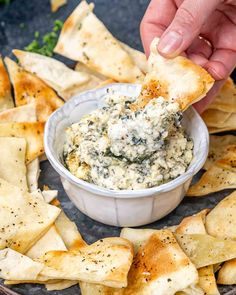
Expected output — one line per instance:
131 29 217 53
0 0 235 294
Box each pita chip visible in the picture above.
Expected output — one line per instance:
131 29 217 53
0 57 14 112
207 77 236 113
205 191 236 240
137 38 214 111
123 230 198 295
201 109 231 127
0 178 61 253
120 228 158 254
13 49 90 100
187 147 236 196
175 233 236 268
39 237 133 288
27 158 40 192
50 0 67 12
0 103 37 122
175 214 219 295
209 126 236 134
54 1 144 82
217 258 236 285
0 137 27 190
46 280 78 291
119 41 148 74
5 57 64 122
55 211 86 250
0 121 44 163
0 248 43 280
204 135 236 170
26 225 67 259
202 109 236 131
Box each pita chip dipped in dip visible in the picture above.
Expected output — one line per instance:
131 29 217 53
63 38 214 190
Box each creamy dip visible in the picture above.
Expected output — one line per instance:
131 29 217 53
63 93 193 190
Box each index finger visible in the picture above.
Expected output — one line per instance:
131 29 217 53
140 0 177 56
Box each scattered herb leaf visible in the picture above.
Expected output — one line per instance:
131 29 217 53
24 20 63 57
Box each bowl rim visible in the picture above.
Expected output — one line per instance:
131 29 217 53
44 83 209 199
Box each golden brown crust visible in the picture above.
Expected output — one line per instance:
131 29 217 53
5 57 64 122
187 148 236 197
141 38 214 111
0 57 14 111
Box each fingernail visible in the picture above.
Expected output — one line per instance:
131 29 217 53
158 31 183 56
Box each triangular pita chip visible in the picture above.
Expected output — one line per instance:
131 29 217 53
202 109 236 131
50 0 67 12
13 49 90 100
119 41 147 74
0 121 44 163
122 230 198 295
176 285 204 295
137 38 214 111
0 178 60 253
39 237 133 288
175 214 206 235
205 191 236 240
201 108 232 127
209 126 236 134
206 77 236 113
175 233 236 268
26 225 67 259
27 158 40 192
55 211 86 250
5 57 64 122
0 137 27 190
217 258 236 285
0 103 37 122
175 213 219 295
0 248 44 280
187 147 236 196
0 57 14 112
54 1 144 82
198 266 219 295
204 135 236 170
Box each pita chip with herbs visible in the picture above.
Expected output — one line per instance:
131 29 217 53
122 230 198 295
205 190 236 240
187 146 236 196
206 77 236 113
5 57 64 122
54 1 144 83
204 135 236 170
175 233 236 268
13 49 90 100
0 121 44 163
136 38 214 111
0 103 37 122
0 248 44 281
0 137 27 191
0 178 61 253
0 56 14 112
39 237 133 288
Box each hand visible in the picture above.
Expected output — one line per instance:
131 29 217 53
140 0 236 113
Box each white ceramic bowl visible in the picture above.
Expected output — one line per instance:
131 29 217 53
45 83 209 227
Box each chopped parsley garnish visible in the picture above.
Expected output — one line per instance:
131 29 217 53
0 0 11 4
24 20 63 57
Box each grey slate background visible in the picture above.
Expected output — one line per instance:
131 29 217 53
0 0 235 294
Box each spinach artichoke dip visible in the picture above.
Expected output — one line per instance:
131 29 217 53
63 93 193 190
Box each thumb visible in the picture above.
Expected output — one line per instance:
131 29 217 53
157 0 220 57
